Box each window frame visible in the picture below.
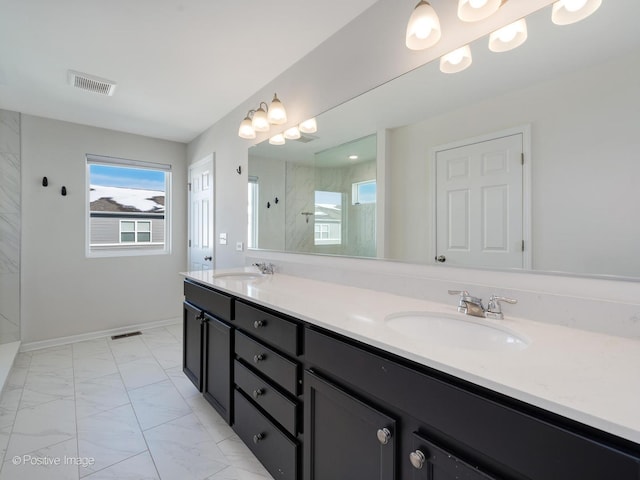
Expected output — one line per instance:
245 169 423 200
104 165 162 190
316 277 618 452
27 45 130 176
352 179 377 205
86 154 172 258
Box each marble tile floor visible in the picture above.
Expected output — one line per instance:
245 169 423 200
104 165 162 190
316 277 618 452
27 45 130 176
0 324 275 480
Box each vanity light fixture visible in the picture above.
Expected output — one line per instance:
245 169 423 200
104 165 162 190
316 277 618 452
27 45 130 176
299 118 318 134
284 126 301 140
269 133 286 145
251 103 270 132
238 112 257 139
267 93 287 125
440 45 473 73
405 0 442 50
551 0 602 25
488 18 528 52
457 0 504 22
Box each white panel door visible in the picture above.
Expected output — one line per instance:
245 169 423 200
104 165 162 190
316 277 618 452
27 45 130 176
188 155 214 271
436 134 523 269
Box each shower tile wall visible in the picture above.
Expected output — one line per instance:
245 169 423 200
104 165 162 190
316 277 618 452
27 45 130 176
0 110 20 344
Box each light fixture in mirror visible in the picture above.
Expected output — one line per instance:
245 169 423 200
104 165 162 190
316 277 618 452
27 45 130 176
299 118 318 133
405 0 442 50
284 126 301 140
552 0 602 25
457 0 504 22
269 133 286 145
440 45 473 73
248 1 640 280
489 18 528 52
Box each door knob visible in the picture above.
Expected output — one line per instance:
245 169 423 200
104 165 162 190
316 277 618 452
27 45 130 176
409 450 426 469
435 255 446 263
204 256 213 261
376 428 392 445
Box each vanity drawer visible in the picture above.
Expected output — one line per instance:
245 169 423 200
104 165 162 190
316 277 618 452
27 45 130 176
235 301 300 356
184 280 233 321
233 389 298 480
235 331 300 395
234 360 299 435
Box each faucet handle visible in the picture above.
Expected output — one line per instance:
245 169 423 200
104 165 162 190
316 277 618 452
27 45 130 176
486 295 518 320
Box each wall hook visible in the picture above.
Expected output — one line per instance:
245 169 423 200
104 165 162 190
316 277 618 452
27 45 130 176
61 186 67 196
236 166 242 175
267 201 271 208
274 197 279 204
42 177 48 187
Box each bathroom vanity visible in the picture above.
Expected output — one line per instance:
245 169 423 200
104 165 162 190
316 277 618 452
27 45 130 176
182 270 640 480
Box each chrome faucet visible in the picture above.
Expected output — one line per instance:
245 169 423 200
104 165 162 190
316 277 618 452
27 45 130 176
448 290 517 320
253 262 275 274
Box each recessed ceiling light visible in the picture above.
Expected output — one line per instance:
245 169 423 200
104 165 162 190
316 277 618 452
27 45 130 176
349 154 359 160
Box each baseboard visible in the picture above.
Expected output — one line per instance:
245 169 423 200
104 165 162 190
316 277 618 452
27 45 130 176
20 317 181 352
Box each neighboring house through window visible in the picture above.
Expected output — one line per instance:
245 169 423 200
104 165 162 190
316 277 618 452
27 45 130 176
87 154 171 256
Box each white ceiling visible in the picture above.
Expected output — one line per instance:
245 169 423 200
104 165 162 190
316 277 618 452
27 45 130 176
0 0 380 143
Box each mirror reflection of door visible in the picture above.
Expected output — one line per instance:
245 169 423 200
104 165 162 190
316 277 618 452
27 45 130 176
188 154 215 271
435 133 525 269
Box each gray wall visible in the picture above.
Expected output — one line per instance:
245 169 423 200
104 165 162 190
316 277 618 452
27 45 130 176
0 110 21 344
21 115 187 343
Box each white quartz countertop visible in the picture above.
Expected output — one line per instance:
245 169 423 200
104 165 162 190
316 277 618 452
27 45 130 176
182 268 640 445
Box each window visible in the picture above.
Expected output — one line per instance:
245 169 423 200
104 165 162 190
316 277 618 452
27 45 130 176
87 154 171 256
352 179 376 205
314 191 343 245
248 176 259 249
120 220 152 243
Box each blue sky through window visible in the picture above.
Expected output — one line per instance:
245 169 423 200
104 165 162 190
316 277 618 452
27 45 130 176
90 165 165 191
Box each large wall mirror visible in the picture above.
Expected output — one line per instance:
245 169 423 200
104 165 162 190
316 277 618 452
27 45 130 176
248 0 640 280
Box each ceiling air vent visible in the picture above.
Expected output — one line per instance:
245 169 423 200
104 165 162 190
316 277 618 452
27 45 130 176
68 70 117 96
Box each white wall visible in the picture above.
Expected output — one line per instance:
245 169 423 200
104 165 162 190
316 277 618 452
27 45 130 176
387 54 640 276
21 115 187 343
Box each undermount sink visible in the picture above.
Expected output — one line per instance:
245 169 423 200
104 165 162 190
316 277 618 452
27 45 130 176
212 272 265 280
385 312 529 351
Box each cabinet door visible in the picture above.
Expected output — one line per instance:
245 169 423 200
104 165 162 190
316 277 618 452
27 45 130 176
203 314 232 424
408 432 496 480
183 301 203 391
304 371 396 480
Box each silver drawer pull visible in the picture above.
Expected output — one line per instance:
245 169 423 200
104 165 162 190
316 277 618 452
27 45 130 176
254 319 267 328
409 450 426 469
252 388 264 399
253 433 265 444
376 427 392 445
253 354 265 363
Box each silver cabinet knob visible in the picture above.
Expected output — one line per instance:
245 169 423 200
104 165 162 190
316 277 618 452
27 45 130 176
376 428 392 445
254 320 266 329
409 450 426 469
253 433 264 444
252 388 264 399
253 354 265 364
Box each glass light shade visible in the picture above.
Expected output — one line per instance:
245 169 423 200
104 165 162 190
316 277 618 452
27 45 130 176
457 0 503 22
238 116 256 139
252 106 270 132
489 18 528 52
284 126 301 140
440 45 473 73
299 118 317 134
405 1 442 51
267 93 287 125
552 0 602 25
269 133 286 145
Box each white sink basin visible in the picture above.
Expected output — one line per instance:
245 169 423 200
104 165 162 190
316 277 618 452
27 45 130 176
385 312 529 351
212 272 264 280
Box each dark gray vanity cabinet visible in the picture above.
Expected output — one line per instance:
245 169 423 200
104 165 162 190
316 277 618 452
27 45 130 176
183 280 234 423
232 300 302 480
